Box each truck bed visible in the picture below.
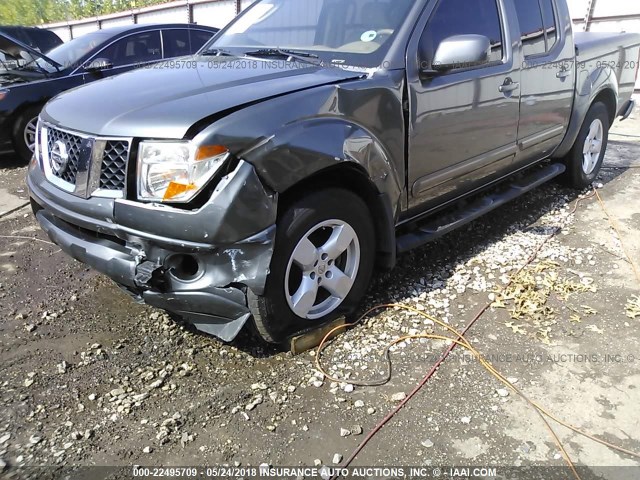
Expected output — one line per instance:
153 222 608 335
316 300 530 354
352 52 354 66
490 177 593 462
574 31 640 112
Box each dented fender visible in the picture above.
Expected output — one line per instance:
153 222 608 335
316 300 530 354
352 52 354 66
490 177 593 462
190 71 407 213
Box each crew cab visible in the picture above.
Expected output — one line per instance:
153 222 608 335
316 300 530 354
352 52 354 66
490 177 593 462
27 0 640 344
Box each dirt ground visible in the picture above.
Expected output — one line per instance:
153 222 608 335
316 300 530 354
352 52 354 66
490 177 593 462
0 103 639 480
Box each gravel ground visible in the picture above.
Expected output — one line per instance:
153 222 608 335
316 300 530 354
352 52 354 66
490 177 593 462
0 106 639 480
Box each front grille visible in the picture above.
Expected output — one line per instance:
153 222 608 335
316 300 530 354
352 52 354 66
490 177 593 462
41 122 130 197
100 141 129 191
47 128 84 185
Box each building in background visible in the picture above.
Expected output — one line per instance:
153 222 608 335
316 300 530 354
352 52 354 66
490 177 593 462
568 0 640 33
41 0 640 88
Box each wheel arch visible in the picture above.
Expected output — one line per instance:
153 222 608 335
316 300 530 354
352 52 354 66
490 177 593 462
592 88 617 126
553 65 619 159
10 102 46 160
278 163 397 269
11 101 46 132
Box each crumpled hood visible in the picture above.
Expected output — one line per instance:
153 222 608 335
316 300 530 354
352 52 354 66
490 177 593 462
42 57 365 139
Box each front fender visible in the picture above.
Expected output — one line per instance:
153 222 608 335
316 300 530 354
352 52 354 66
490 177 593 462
242 117 402 204
190 73 406 213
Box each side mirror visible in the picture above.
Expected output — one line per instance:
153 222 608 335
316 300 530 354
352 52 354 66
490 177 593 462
85 58 113 72
422 34 491 75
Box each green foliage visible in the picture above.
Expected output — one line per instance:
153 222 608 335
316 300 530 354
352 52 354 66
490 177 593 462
0 0 173 26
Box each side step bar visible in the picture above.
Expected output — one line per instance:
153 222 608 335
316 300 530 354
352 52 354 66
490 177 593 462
396 163 566 253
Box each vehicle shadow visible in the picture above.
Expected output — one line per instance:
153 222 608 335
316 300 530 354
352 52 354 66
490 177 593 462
0 151 28 170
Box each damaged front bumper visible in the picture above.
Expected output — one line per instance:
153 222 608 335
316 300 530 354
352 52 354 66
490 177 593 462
27 160 277 342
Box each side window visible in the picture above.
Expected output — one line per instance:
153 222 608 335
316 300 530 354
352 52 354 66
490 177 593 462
514 0 558 57
98 31 162 67
513 1 545 57
162 29 191 58
420 0 504 69
190 30 216 53
540 0 558 51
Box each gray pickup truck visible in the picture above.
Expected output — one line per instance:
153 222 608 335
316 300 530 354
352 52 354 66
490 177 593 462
27 0 640 344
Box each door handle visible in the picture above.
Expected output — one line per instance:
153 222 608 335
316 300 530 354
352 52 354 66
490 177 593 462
499 78 520 93
556 69 571 79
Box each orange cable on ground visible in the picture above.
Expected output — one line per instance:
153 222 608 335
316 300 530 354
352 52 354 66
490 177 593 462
317 191 639 480
322 224 573 480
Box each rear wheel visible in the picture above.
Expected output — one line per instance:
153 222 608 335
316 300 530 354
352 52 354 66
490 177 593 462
12 105 41 163
563 102 610 189
249 188 375 344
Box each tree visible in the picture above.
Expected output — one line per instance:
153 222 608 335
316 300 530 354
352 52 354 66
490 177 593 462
0 0 174 25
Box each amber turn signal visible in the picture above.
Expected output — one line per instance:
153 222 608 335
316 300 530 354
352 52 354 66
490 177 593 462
195 145 228 161
163 181 197 201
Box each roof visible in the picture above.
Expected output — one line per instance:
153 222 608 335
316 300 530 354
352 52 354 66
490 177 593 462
77 23 218 37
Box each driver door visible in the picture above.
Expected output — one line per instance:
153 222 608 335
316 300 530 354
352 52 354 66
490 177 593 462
406 0 521 209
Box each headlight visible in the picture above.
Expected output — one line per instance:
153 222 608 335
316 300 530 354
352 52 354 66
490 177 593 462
137 141 229 203
0 89 8 101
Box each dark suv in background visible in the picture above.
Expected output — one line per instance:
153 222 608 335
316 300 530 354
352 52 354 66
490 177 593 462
1 24 218 161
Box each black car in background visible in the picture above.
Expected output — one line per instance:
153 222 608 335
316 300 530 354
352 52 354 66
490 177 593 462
0 24 219 161
0 26 63 53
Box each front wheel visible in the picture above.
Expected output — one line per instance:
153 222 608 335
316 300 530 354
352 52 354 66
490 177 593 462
12 105 41 163
249 188 376 344
562 102 610 189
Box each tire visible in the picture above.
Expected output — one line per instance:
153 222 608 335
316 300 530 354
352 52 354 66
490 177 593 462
249 188 376 344
562 102 610 189
12 105 41 163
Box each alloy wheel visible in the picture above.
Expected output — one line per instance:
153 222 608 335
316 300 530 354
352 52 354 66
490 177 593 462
284 220 360 320
23 117 38 153
582 118 604 175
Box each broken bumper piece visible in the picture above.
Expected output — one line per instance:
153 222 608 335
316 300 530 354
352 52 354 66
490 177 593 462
34 209 274 342
28 160 277 342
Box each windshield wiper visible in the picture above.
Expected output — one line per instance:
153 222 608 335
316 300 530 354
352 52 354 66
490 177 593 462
244 48 322 66
18 56 57 76
15 63 49 76
201 48 236 57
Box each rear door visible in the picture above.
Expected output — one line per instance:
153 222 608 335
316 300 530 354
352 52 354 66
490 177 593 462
512 0 575 166
407 0 521 209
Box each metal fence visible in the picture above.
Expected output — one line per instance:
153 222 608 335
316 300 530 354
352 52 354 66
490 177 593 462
42 0 254 42
568 0 640 32
41 0 640 40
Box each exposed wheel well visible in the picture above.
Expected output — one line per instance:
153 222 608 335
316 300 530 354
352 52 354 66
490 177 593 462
278 164 397 269
592 89 617 125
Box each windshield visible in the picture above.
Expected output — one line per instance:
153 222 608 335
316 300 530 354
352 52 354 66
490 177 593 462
37 31 111 72
0 36 46 74
206 0 413 67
